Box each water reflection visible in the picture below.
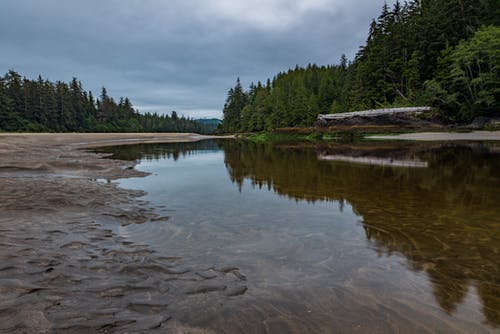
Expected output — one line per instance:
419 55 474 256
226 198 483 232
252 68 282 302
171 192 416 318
95 140 220 162
220 140 500 326
100 140 500 329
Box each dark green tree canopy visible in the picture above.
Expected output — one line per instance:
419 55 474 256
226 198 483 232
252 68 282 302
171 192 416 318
0 70 215 133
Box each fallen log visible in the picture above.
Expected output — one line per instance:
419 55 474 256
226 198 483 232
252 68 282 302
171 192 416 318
317 107 432 121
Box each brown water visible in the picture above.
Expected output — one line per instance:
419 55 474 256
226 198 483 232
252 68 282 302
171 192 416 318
99 140 500 333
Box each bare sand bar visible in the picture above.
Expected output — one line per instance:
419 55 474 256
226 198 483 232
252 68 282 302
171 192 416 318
0 133 231 179
0 133 244 333
367 130 500 141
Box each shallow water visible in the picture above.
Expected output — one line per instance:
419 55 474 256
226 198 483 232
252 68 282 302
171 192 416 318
98 140 500 333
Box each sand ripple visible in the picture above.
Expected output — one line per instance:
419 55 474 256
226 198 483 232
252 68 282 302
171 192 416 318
0 134 244 333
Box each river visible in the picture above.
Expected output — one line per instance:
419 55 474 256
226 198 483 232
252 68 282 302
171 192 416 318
97 139 500 333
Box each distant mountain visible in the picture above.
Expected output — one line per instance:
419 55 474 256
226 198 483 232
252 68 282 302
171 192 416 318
194 118 222 133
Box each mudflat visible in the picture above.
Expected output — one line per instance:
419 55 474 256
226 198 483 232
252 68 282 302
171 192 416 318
0 133 244 333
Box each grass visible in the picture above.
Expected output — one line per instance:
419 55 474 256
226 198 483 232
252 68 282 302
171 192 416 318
244 131 364 143
237 120 484 143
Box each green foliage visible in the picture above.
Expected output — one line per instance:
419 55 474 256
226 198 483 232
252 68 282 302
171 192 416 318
245 132 320 143
416 0 498 81
426 26 500 122
0 71 215 133
245 130 353 143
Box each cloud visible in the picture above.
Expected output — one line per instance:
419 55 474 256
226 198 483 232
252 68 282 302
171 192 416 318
0 0 393 119
200 0 339 30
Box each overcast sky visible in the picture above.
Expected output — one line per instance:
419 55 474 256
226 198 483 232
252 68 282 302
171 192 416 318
0 0 393 119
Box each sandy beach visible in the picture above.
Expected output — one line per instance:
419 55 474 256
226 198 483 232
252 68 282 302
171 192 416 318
0 133 244 333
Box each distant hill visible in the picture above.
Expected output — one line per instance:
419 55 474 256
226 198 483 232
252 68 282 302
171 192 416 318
195 118 221 133
195 118 222 126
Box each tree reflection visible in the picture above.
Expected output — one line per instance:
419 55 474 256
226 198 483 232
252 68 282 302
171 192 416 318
94 141 221 162
220 140 500 326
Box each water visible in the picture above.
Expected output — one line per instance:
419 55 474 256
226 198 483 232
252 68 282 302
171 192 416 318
97 140 500 333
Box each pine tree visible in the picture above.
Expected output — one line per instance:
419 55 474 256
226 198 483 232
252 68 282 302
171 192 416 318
222 78 247 132
0 76 22 131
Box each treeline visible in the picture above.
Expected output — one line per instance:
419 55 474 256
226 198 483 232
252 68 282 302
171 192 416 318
221 0 500 132
0 70 213 133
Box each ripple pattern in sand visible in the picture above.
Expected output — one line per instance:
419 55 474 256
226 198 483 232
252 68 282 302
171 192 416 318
0 178 247 333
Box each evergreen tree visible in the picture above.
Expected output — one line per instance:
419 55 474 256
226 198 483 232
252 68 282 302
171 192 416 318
426 26 500 122
0 77 23 131
222 78 247 132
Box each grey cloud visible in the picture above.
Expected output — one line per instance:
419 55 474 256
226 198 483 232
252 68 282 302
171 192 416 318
0 0 394 118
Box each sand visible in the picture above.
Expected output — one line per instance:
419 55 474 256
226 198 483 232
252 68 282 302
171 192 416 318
367 130 500 141
0 133 244 333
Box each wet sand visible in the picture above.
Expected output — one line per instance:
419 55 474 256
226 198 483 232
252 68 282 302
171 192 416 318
0 133 244 333
367 130 500 141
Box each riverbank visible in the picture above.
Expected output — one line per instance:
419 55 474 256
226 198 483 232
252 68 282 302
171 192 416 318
0 133 243 333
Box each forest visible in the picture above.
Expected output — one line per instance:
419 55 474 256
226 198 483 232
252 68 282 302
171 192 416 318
221 0 500 132
0 70 213 133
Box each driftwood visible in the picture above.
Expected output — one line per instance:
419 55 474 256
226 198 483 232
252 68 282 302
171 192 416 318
317 107 432 121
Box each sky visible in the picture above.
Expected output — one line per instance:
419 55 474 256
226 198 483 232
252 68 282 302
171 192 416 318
0 0 394 119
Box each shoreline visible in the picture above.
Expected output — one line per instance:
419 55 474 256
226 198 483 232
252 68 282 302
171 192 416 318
0 132 233 147
0 133 243 333
0 133 233 180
